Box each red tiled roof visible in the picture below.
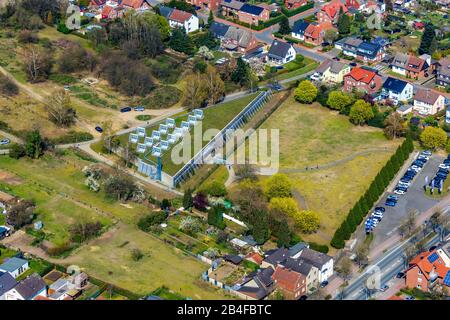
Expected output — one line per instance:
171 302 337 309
345 67 377 84
122 0 145 9
169 9 193 23
408 250 450 281
322 0 348 19
245 252 264 265
272 266 304 292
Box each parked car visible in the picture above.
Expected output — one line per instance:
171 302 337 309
374 207 385 213
396 272 405 278
134 106 145 112
349 62 357 67
439 163 450 170
320 280 329 288
95 126 103 133
405 295 415 300
0 138 10 145
422 150 432 156
379 285 389 292
120 106 132 113
394 188 406 195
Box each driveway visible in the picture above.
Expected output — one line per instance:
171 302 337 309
369 154 444 248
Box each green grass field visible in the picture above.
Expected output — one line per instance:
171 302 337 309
257 95 401 245
121 94 258 176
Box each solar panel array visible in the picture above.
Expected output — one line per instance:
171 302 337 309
427 252 439 263
444 270 450 286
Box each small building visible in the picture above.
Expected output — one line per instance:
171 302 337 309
317 0 348 25
235 267 274 300
381 77 413 104
237 4 270 26
5 274 47 300
304 22 333 46
284 0 308 10
221 0 244 17
0 271 17 300
396 104 413 116
272 265 307 300
291 20 310 41
186 0 221 11
245 252 264 265
435 57 450 88
343 66 382 95
312 59 350 84
223 254 243 265
413 88 446 115
267 40 296 65
0 257 29 279
159 6 199 33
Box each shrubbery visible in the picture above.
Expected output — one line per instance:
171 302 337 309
137 211 168 232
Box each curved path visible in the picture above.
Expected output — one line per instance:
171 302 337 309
256 147 396 176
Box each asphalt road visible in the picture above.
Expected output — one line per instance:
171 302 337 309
341 233 442 300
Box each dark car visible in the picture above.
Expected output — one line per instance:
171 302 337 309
349 62 357 67
120 106 132 113
95 126 103 133
332 57 341 61
385 200 397 207
374 207 385 213
396 272 405 278
320 281 329 288
429 245 437 252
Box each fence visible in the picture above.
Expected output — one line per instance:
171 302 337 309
172 90 273 187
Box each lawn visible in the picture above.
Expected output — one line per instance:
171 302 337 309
256 95 401 245
66 223 232 299
0 151 156 245
274 58 318 82
121 93 258 176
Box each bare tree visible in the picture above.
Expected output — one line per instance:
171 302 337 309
355 243 369 268
20 44 52 82
399 209 417 238
182 73 208 110
384 112 405 139
46 90 77 127
205 66 225 105
338 256 352 282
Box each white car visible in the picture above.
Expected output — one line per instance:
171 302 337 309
394 188 406 195
422 150 432 156
0 139 10 145
439 164 450 169
410 165 421 172
398 181 411 187
418 155 429 161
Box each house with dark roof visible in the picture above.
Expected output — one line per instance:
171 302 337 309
237 4 270 26
210 21 230 39
4 274 47 300
0 271 17 300
344 66 382 94
221 0 244 18
297 248 334 283
436 57 450 88
261 247 290 269
413 88 446 115
0 257 29 279
267 40 296 65
220 25 259 53
280 257 319 292
337 37 384 63
291 20 310 41
235 267 274 300
272 266 307 300
381 77 413 104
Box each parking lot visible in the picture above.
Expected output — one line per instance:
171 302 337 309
369 153 445 248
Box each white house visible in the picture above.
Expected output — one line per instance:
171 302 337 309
413 88 446 115
446 106 450 124
0 271 17 300
381 77 413 104
267 39 296 65
297 248 334 283
5 274 47 300
160 6 199 33
0 257 29 279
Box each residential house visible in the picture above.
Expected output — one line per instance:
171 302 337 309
159 7 199 33
121 0 152 12
187 0 222 11
337 37 385 63
235 267 275 300
381 77 413 104
245 252 264 265
237 4 270 26
390 53 429 79
343 66 382 94
413 88 446 115
47 277 84 300
0 257 29 279
446 106 450 124
317 0 348 25
210 22 258 53
436 57 450 88
272 266 307 300
221 0 244 18
296 248 334 283
396 104 413 116
312 58 350 84
261 247 289 269
267 40 296 65
281 257 320 292
291 20 310 41
0 271 17 300
304 22 333 46
284 0 308 10
5 274 47 300
406 249 450 292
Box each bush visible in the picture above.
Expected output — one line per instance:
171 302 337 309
265 174 292 199
294 80 317 104
8 143 26 159
137 211 167 232
49 131 93 144
17 30 39 43
131 248 143 261
140 86 182 109
0 75 19 96
202 181 227 197
309 242 329 254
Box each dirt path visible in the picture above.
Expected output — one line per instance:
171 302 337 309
0 66 45 102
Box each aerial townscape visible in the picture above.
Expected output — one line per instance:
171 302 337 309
0 0 449 305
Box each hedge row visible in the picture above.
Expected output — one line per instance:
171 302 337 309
281 2 314 18
330 136 415 249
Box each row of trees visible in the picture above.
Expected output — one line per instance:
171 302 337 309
331 135 414 248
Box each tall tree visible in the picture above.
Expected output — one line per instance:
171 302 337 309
278 16 291 35
337 8 350 35
46 90 77 127
205 66 225 105
384 112 405 139
418 24 436 55
182 73 208 110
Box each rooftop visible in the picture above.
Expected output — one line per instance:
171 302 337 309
0 257 28 273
